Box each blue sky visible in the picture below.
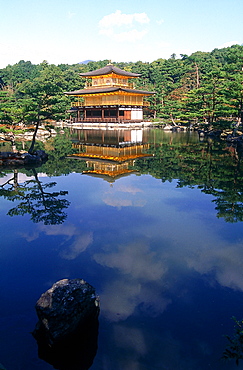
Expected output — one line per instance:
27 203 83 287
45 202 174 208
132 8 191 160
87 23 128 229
1 0 242 68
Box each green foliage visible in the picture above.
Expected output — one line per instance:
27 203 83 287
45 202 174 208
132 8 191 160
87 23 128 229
51 131 74 157
0 45 243 129
16 63 68 124
211 120 233 130
222 317 243 366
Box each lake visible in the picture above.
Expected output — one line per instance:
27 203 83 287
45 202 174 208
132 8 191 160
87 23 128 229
0 128 243 370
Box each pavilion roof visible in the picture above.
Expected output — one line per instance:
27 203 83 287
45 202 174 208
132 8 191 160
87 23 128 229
79 64 141 78
70 152 151 162
65 86 155 96
82 171 138 183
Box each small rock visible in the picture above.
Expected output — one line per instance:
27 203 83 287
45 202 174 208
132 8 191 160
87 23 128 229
33 278 100 346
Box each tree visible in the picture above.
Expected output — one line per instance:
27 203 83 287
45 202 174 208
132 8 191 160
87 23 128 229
17 62 69 153
223 317 243 366
0 60 39 90
1 46 243 133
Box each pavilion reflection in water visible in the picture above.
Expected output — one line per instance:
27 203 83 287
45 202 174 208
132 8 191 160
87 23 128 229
70 129 151 182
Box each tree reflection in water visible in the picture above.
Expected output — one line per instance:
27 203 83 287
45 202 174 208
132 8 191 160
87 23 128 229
133 135 243 223
0 168 70 225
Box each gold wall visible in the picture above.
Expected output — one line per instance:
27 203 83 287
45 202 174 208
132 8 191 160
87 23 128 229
84 94 144 106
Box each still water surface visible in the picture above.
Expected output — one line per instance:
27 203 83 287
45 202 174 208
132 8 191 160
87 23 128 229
0 128 243 370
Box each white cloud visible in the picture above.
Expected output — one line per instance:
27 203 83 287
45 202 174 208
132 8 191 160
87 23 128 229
99 10 149 28
217 40 240 48
115 184 143 194
99 10 150 43
94 241 167 281
40 223 77 238
97 277 171 322
114 325 147 355
67 11 76 20
93 240 171 321
59 232 93 260
22 223 93 260
102 183 145 208
20 230 40 242
102 192 146 208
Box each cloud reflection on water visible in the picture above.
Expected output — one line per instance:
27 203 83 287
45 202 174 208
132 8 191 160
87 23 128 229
92 177 243 326
19 175 243 321
94 241 171 321
102 183 146 209
21 223 93 260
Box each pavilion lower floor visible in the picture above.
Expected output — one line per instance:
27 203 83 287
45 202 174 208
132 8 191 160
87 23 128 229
68 106 146 123
70 117 145 124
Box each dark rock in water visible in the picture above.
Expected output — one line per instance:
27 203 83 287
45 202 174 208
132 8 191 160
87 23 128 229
34 312 99 370
33 278 100 346
0 150 48 167
33 279 100 369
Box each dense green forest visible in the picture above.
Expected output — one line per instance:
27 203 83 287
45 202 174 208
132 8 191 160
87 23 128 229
0 44 243 129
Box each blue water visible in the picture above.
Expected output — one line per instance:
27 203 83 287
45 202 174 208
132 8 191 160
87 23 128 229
0 130 243 370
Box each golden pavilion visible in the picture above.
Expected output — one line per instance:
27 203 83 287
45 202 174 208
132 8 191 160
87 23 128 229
65 63 155 124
